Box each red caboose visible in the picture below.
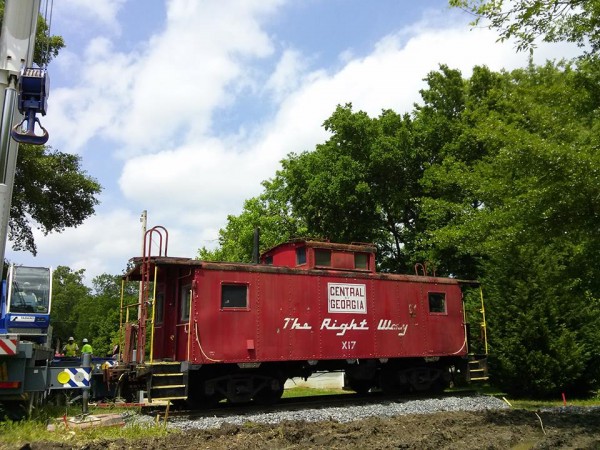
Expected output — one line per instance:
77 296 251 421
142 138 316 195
118 228 487 405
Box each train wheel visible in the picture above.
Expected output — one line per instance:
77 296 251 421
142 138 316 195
430 377 449 394
380 369 404 395
408 367 434 392
346 378 372 394
253 378 284 405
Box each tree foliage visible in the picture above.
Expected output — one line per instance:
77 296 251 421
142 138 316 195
199 178 307 262
51 266 91 350
420 59 600 396
450 0 600 54
201 105 431 273
51 268 136 356
12 145 101 254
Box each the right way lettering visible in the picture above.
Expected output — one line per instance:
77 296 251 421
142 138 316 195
377 319 409 336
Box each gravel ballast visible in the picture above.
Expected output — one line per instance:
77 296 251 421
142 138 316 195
144 395 509 431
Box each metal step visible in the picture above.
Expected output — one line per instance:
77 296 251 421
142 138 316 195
467 356 488 383
150 385 187 400
147 362 187 401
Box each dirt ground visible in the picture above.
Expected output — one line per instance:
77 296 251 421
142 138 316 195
19 407 600 450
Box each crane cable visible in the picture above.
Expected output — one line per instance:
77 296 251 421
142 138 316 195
40 0 54 68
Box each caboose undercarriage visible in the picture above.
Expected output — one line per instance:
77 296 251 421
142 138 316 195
131 355 470 406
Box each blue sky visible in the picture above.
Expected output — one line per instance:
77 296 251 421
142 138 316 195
7 0 579 285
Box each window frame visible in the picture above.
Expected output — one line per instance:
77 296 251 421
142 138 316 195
314 249 332 267
354 252 369 270
154 291 164 324
296 247 306 266
428 292 447 315
180 284 192 322
221 283 249 311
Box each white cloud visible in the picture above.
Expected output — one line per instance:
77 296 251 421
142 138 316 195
264 49 307 100
47 0 285 157
7 208 139 283
53 0 125 30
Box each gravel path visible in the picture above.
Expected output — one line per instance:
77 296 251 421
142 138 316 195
134 395 509 431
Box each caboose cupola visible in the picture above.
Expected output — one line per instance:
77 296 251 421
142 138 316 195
260 239 376 273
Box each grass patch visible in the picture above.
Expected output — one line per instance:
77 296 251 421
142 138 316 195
283 386 349 398
458 385 600 410
507 396 600 410
0 407 176 448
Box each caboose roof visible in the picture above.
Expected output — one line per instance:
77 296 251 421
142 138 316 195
123 256 477 286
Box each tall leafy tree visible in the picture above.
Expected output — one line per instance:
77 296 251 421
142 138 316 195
199 177 307 262
201 105 431 272
450 0 600 54
280 105 429 272
51 266 91 351
420 59 600 396
12 145 101 254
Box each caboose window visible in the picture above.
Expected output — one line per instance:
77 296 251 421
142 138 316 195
354 253 369 269
180 285 191 321
428 292 446 314
155 292 164 324
315 249 331 266
221 284 248 309
296 247 306 265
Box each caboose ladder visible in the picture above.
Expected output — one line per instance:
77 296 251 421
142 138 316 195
467 286 489 382
138 226 169 364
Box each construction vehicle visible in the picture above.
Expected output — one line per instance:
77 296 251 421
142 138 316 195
0 265 54 414
0 1 95 417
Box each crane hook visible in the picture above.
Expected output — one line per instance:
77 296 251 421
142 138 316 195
11 67 50 145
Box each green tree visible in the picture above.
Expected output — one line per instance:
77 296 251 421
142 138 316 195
51 266 91 352
202 105 432 273
450 0 600 54
199 178 307 262
420 59 600 396
12 145 101 254
278 105 429 272
84 274 136 356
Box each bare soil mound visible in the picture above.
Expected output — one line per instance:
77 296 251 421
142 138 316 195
19 407 600 450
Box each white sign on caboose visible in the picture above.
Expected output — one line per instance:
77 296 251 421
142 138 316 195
327 283 367 314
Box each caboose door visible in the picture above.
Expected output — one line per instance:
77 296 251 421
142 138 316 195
175 281 192 361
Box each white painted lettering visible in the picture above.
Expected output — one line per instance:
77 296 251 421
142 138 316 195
282 317 312 330
377 319 409 336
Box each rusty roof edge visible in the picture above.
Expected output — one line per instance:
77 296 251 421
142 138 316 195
260 240 377 257
121 256 479 286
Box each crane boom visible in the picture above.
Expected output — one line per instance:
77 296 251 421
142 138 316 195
0 0 41 276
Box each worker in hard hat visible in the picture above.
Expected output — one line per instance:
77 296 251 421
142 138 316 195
81 338 93 355
62 337 79 357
